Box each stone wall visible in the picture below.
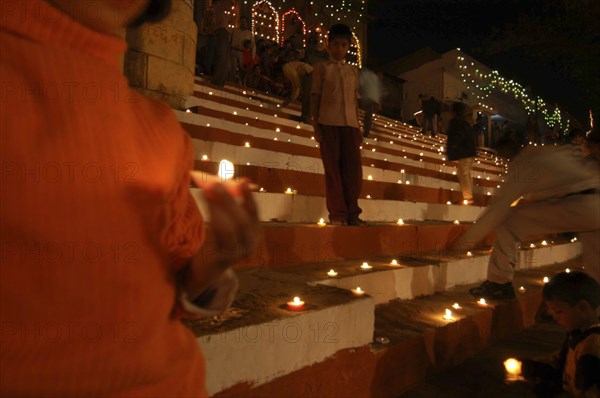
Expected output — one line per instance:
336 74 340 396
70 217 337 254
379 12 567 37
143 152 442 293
124 0 197 110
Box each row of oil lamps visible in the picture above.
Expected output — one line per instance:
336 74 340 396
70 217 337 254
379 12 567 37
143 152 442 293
286 265 571 313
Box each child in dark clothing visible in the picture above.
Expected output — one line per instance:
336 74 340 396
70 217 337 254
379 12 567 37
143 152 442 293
519 272 600 397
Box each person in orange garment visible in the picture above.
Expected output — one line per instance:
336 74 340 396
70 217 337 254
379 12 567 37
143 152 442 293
0 1 260 396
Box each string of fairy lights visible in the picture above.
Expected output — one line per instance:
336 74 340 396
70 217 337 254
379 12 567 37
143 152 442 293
456 52 571 133
246 0 364 67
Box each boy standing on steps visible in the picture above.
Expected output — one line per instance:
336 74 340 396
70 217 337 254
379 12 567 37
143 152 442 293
311 24 365 226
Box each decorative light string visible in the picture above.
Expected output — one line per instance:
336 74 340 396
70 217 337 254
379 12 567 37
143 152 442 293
252 0 280 43
348 31 362 67
456 53 571 134
281 8 306 46
248 1 364 67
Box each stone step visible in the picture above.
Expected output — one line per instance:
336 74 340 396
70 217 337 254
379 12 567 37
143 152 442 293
192 189 486 224
187 132 500 195
180 111 504 182
205 259 581 397
195 200 581 271
185 271 375 396
275 241 580 305
196 219 492 270
189 79 506 170
182 99 505 175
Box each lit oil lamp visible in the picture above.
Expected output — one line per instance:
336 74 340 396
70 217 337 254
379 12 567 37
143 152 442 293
504 358 523 382
477 298 487 306
397 219 404 225
360 262 372 270
317 218 326 226
443 309 455 321
452 303 461 310
217 159 235 181
327 269 338 277
286 296 305 311
351 287 365 296
390 259 399 266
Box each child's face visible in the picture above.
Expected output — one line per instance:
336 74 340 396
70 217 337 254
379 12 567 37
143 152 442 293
545 299 589 332
328 37 351 61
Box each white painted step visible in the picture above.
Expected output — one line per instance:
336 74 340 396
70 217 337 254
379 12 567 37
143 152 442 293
188 138 497 194
190 188 486 223
197 241 579 395
518 241 583 270
180 103 505 177
312 242 581 305
199 297 374 395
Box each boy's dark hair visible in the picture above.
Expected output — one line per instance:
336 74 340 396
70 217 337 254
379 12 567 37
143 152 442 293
451 101 467 117
328 24 352 43
543 271 600 308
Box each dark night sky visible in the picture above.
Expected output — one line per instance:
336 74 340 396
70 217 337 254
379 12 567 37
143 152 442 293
367 0 591 124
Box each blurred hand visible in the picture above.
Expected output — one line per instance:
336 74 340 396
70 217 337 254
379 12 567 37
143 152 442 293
193 173 260 268
184 172 261 298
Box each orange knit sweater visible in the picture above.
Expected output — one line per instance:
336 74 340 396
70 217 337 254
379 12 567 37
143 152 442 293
0 1 206 396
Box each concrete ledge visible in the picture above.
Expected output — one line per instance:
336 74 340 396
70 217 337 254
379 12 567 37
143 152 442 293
518 241 582 269
178 108 504 180
184 84 506 173
196 297 374 395
210 260 579 398
309 242 579 305
191 188 486 223
314 255 489 305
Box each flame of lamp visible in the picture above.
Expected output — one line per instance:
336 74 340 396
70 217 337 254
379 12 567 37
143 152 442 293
217 159 235 181
443 309 454 321
287 296 305 311
504 358 523 381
